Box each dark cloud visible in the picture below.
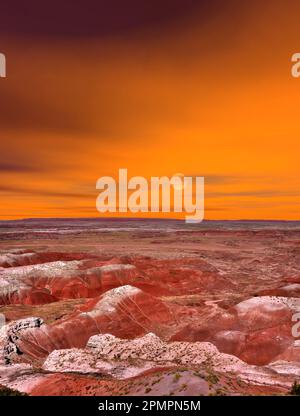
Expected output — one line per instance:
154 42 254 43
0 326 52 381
207 190 300 198
0 88 88 136
0 162 41 173
0 184 95 199
186 175 240 185
0 0 219 37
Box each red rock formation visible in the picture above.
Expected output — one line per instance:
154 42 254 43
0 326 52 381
0 221 300 396
172 297 300 365
0 261 140 305
4 286 175 363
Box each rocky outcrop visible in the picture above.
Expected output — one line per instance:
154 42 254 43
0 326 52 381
3 286 175 363
173 296 300 365
1 318 44 364
41 332 298 393
0 252 39 268
0 261 139 305
43 332 245 377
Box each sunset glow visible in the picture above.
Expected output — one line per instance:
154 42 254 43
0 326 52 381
0 0 299 220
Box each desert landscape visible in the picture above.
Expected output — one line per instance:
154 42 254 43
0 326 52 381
0 218 299 396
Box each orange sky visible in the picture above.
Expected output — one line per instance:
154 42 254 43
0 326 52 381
0 0 300 220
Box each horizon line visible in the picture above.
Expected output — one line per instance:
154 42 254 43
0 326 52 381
0 216 299 223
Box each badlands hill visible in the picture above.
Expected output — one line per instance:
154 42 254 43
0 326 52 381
0 219 299 395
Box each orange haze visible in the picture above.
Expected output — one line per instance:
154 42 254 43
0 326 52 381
0 0 299 220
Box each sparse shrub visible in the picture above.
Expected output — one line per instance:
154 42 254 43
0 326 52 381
205 373 219 385
0 385 27 396
173 373 182 382
215 388 226 396
290 381 300 395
